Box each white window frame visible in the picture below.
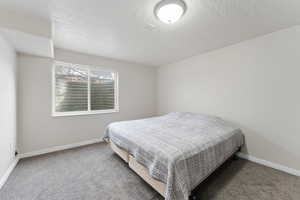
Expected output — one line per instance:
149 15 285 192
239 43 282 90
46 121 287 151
52 61 119 117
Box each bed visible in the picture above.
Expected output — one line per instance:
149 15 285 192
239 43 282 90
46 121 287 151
103 112 244 200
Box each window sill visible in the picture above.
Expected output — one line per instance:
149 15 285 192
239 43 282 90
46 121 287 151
52 109 119 117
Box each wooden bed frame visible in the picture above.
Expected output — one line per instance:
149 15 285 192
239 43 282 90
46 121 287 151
110 142 166 196
110 141 241 200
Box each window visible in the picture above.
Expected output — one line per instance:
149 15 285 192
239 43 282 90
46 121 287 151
52 61 119 116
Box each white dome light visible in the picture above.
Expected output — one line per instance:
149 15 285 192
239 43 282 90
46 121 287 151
155 0 187 24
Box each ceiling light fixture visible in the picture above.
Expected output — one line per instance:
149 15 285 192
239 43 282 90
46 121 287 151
154 0 187 24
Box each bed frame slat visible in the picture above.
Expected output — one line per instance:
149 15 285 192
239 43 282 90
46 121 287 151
129 155 166 197
110 142 129 163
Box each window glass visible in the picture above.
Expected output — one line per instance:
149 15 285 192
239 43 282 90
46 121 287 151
90 71 115 111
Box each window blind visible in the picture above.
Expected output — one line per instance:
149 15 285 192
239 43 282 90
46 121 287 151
55 64 88 112
53 61 118 116
90 71 115 110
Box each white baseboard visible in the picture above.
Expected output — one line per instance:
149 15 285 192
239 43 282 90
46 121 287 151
237 152 300 177
19 138 103 159
0 157 19 190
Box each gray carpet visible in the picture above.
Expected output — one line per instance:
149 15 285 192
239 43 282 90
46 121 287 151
0 143 299 200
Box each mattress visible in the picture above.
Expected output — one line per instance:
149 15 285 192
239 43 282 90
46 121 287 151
104 112 244 200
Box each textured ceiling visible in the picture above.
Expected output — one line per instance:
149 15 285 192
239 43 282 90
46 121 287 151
1 0 300 66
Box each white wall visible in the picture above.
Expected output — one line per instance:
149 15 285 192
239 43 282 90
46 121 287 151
0 34 17 179
158 25 300 171
18 49 157 154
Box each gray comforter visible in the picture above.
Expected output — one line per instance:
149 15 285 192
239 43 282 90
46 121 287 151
103 112 244 200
